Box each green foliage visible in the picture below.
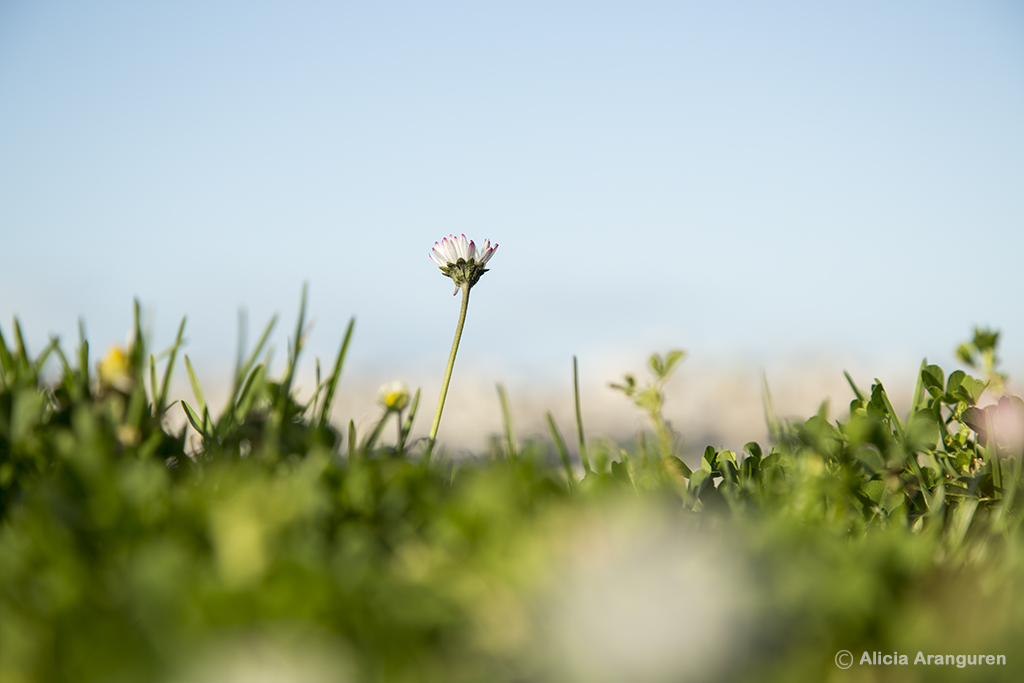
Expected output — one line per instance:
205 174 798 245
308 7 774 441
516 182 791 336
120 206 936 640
957 325 1008 395
3 303 1024 683
610 349 687 467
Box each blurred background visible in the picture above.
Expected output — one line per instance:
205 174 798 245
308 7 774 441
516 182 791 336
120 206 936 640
2 1 1022 455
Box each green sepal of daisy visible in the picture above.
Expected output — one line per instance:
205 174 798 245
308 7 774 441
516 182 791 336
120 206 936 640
438 258 490 290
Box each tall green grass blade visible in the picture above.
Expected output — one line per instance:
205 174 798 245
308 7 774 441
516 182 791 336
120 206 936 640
278 283 309 411
233 308 248 396
318 317 355 428
235 364 265 420
312 358 322 416
32 337 59 377
761 372 781 443
181 400 205 437
546 411 575 487
0 327 14 382
361 411 389 452
910 359 927 414
844 370 865 403
398 388 421 454
222 311 276 420
13 318 28 362
156 317 186 416
149 354 159 410
77 320 90 397
496 382 516 460
184 355 207 419
132 299 144 367
240 315 277 394
874 381 906 442
348 419 357 460
573 355 591 473
948 498 978 551
52 345 74 393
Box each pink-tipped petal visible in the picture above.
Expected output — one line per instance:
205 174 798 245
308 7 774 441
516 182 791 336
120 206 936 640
429 249 446 267
444 238 458 262
457 234 469 259
440 238 458 263
467 239 477 261
479 241 497 264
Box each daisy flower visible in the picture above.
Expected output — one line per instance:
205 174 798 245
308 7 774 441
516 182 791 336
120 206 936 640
429 234 498 295
424 233 499 459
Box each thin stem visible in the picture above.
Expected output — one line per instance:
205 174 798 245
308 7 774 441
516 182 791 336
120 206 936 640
426 283 471 462
395 410 404 455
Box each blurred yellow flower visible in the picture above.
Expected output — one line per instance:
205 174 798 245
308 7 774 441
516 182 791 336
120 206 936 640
98 345 134 392
377 380 410 412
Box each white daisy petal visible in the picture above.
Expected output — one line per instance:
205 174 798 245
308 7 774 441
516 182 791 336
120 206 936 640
467 239 477 261
442 236 459 263
479 241 497 264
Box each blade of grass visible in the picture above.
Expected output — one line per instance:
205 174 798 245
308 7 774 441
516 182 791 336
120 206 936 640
77 319 91 398
0 327 14 381
318 317 355 428
311 357 322 416
149 355 159 410
277 284 309 417
910 359 927 415
844 370 865 403
235 364 265 419
761 372 781 444
546 411 576 488
132 299 145 367
573 355 591 473
13 318 28 361
52 345 73 393
875 380 906 442
233 308 248 398
156 317 186 416
398 388 421 454
240 315 277 394
496 382 516 460
222 311 276 419
184 355 207 419
32 337 59 377
182 400 206 438
361 411 390 452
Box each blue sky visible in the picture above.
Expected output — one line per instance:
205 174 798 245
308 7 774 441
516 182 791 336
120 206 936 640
2 1 1023 387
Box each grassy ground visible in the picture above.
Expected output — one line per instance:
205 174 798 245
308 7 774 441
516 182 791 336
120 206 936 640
2 299 1024 683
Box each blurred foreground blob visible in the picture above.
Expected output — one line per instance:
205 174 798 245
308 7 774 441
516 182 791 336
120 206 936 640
962 395 1024 458
536 503 752 683
167 625 354 683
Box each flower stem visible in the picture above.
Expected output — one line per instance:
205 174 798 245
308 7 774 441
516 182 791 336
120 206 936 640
426 283 471 462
